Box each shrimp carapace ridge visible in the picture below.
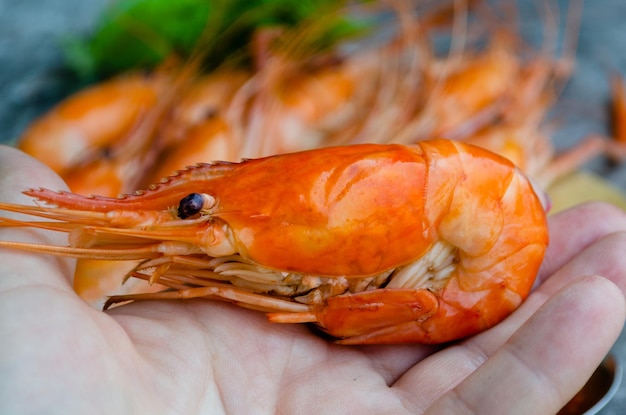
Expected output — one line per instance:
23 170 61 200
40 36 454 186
0 140 548 344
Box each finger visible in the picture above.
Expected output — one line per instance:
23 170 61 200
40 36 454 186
423 276 625 415
538 202 626 281
0 145 74 290
393 230 626 407
356 344 440 385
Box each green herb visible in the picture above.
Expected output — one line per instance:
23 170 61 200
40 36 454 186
64 0 370 79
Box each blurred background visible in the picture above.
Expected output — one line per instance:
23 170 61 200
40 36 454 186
0 0 625 413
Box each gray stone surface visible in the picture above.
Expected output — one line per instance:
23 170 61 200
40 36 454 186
0 1 625 413
0 0 107 144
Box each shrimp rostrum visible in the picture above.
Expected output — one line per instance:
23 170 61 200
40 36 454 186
0 140 548 344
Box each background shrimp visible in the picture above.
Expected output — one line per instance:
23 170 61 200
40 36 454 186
17 71 167 181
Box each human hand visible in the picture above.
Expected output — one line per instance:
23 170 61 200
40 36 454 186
1 145 625 414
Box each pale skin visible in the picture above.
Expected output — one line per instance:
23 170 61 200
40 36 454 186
1 144 626 414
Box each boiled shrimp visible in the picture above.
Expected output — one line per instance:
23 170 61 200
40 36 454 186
17 72 169 181
0 140 548 344
611 73 626 144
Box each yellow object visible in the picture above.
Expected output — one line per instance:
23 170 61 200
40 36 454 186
547 171 626 213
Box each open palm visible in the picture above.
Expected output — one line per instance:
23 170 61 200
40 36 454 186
1 145 625 415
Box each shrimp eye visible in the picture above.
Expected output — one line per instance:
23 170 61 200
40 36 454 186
178 193 205 219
